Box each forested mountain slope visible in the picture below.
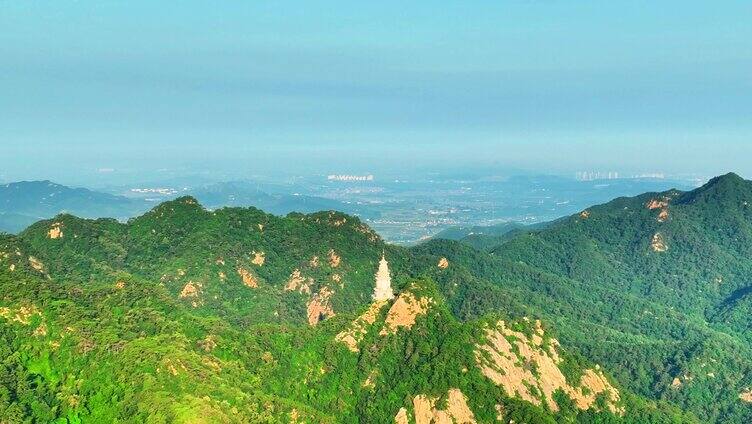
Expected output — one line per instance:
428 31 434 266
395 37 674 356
431 221 553 251
414 173 752 422
3 174 752 422
0 236 687 422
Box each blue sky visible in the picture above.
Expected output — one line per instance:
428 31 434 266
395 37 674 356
1 1 751 181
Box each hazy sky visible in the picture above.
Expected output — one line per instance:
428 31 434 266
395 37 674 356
1 1 751 182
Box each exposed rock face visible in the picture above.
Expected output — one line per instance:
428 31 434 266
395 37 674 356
251 251 265 266
579 210 591 219
651 233 668 252
575 369 622 412
237 267 258 288
647 198 669 210
373 255 395 301
380 292 432 335
32 322 47 337
362 371 377 389
28 256 45 273
179 281 202 307
285 269 312 294
394 407 409 424
197 335 218 352
475 320 623 415
289 409 300 423
396 389 476 424
355 223 380 243
328 249 341 268
307 286 335 326
47 222 64 239
179 282 200 298
437 257 449 269
739 389 752 403
336 301 387 352
647 198 670 223
0 304 41 325
657 208 669 222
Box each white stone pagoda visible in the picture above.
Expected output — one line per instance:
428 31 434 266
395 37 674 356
372 252 394 301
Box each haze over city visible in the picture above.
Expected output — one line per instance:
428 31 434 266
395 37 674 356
2 1 751 184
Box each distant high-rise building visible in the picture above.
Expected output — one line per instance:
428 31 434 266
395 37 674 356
575 171 620 181
328 174 374 182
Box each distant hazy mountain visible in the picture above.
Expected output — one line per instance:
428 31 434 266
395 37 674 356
0 181 150 233
189 181 379 218
0 212 38 234
0 180 382 234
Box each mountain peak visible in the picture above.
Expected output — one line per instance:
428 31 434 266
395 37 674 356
678 172 750 205
158 196 203 209
704 172 746 188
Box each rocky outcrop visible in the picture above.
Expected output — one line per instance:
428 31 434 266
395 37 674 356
437 257 449 269
362 370 377 389
394 407 409 424
179 281 203 307
28 256 45 272
47 222 64 239
197 335 218 352
657 209 669 222
328 249 341 268
237 267 258 288
395 389 476 424
335 301 387 352
646 198 669 210
651 233 668 252
285 269 312 294
475 320 623 415
0 304 41 325
647 198 670 223
307 286 335 326
380 292 432 335
251 251 265 266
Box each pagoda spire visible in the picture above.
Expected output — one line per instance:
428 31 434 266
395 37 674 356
372 252 394 301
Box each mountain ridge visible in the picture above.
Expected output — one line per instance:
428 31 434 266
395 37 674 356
2 173 752 422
